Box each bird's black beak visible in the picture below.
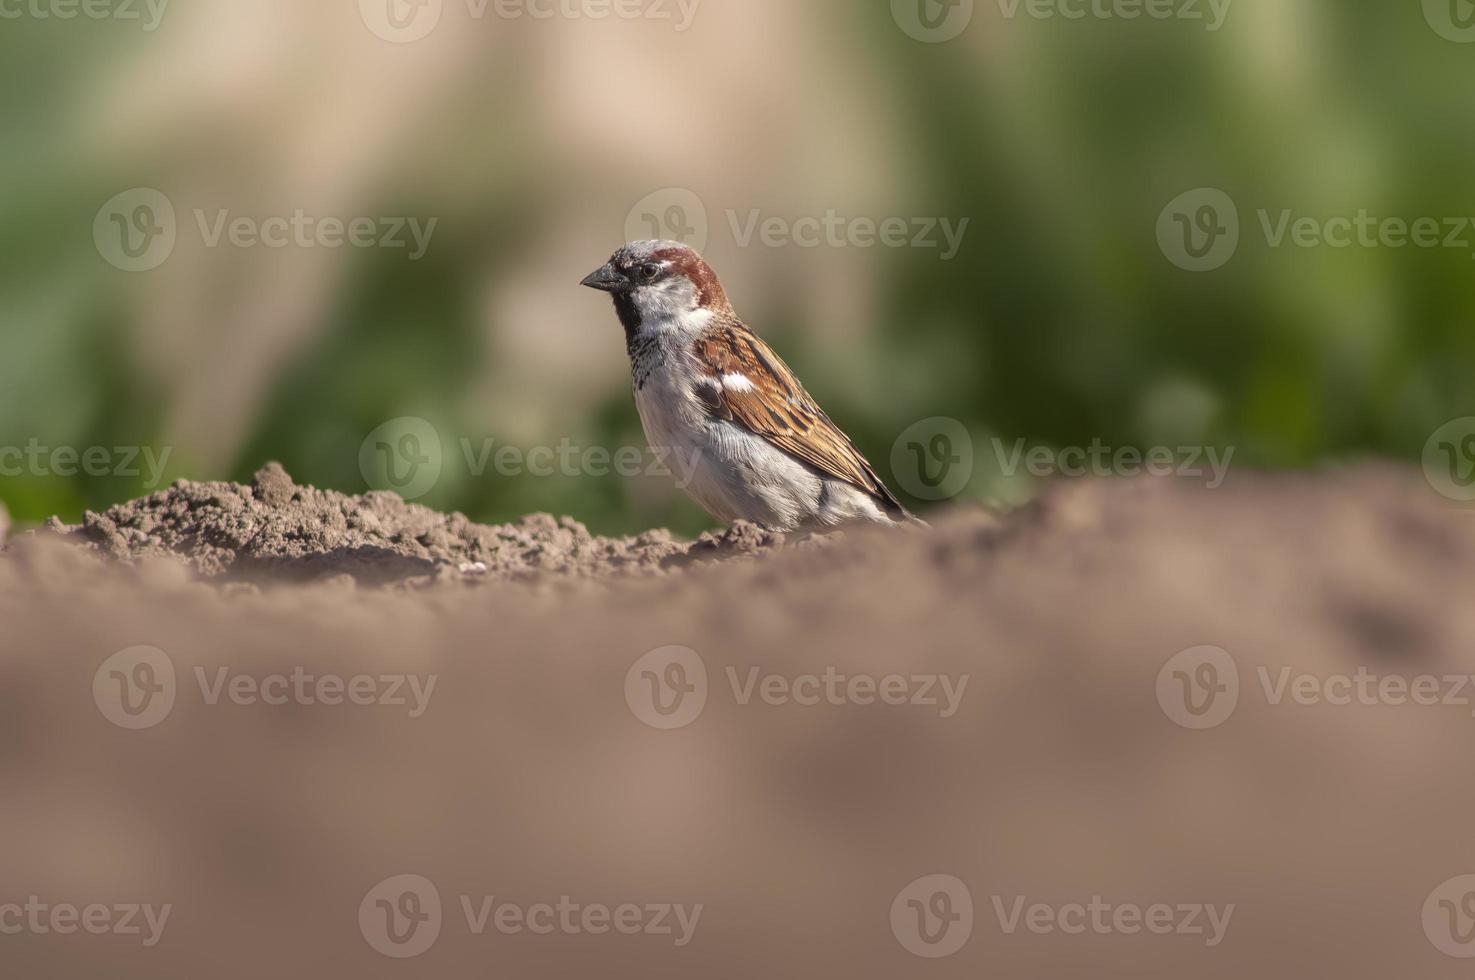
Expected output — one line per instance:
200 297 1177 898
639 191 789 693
580 261 632 294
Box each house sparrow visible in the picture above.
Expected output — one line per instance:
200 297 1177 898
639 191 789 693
581 240 916 532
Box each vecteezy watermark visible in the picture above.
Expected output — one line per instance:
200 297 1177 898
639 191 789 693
627 188 711 252
194 667 436 717
1425 0 1475 43
625 646 708 730
93 646 177 731
1424 874 1475 957
1157 188 1240 272
891 874 974 958
1160 187 1475 272
626 189 971 261
1424 417 1475 504
1156 646 1240 730
890 875 1232 957
726 210 970 261
94 189 437 272
1257 209 1475 259
0 440 172 488
93 189 176 272
994 438 1234 488
891 418 976 501
891 0 975 42
359 875 443 958
989 895 1234 947
93 647 437 730
358 0 701 43
358 417 707 502
0 0 168 30
1158 645 1475 731
359 875 702 958
624 647 969 730
727 667 969 718
994 0 1232 29
360 417 444 502
893 422 1233 502
1256 667 1475 715
0 898 171 947
891 0 1229 43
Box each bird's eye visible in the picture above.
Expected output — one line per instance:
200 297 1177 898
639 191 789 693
639 263 662 281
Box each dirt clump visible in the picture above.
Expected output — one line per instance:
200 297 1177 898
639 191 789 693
34 462 756 585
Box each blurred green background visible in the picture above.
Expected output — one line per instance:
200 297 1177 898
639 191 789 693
0 0 1471 536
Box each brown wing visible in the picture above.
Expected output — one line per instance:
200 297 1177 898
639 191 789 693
691 323 909 519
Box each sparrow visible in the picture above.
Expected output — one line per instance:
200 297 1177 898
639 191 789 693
581 240 916 532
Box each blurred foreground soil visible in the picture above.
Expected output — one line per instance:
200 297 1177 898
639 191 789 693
1 465 1473 978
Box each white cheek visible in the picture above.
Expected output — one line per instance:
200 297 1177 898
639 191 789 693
635 283 713 338
639 278 697 312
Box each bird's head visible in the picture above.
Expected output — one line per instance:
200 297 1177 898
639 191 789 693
581 241 733 337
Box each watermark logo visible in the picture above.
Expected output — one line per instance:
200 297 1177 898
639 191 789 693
1169 656 1475 719
727 209 969 259
994 0 1232 29
626 187 710 253
360 874 443 958
195 667 436 716
97 649 435 727
358 420 707 501
1424 875 1475 957
1258 666 1475 713
359 0 443 42
0 898 172 946
1157 188 1239 272
892 876 1233 954
994 438 1234 488
360 417 444 501
891 0 974 42
0 441 172 488
625 646 708 729
1425 0 1475 42
94 189 176 273
1164 191 1475 271
891 874 974 958
629 653 966 724
488 0 700 29
1156 645 1239 730
459 894 701 944
93 646 176 730
361 876 700 950
362 0 699 41
891 418 975 501
1424 417 1475 504
991 895 1233 946
0 0 169 31
96 190 437 270
727 667 968 717
624 190 969 259
1259 209 1475 258
895 0 1229 41
192 210 436 258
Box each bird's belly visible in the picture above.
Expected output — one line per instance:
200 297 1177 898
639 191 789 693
634 385 821 529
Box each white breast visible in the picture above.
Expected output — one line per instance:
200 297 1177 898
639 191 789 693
632 344 818 528
628 310 891 531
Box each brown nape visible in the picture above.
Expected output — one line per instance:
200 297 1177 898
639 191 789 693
655 245 734 313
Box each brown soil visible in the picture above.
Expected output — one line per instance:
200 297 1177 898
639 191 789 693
2 464 1472 979
31 462 791 586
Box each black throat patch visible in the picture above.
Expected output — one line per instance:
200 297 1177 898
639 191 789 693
613 294 642 356
615 294 665 390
